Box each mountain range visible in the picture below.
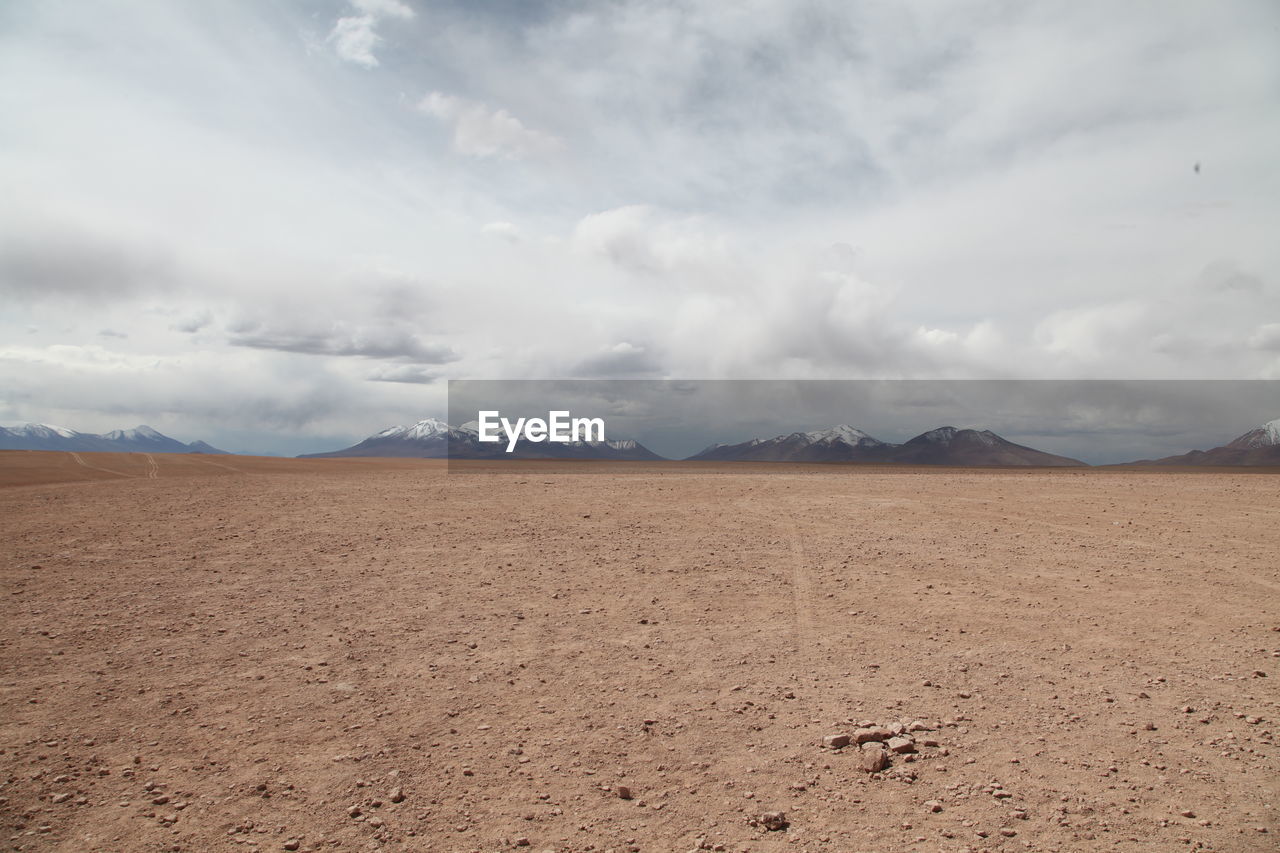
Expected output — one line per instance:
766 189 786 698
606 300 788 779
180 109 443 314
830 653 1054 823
297 418 664 461
0 423 228 454
689 424 1086 466
5 417 1277 467
304 419 1084 466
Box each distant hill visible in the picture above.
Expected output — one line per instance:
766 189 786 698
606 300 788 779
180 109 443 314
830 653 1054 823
299 418 665 460
1134 418 1280 466
887 426 1086 467
0 423 229 454
689 424 1085 467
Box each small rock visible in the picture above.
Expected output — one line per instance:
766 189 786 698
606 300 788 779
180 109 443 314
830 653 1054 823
924 800 943 813
853 727 891 744
861 747 890 773
347 805 362 818
616 785 632 800
389 787 405 803
1179 809 1195 818
51 793 72 804
283 841 300 851
823 734 850 749
760 811 788 831
887 736 916 754
1000 828 1017 837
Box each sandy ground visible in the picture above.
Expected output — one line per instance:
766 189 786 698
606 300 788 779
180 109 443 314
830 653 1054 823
0 452 1277 853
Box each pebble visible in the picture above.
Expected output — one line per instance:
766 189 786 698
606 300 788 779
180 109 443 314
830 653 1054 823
823 734 850 749
616 785 632 800
760 811 788 831
389 787 404 803
925 800 943 813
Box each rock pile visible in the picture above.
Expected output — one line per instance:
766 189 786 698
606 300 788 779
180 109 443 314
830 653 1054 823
821 717 948 776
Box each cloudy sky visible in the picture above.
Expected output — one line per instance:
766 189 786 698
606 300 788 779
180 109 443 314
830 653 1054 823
2 0 1278 454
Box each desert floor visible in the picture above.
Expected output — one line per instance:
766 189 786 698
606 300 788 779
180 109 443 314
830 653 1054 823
1 452 1277 853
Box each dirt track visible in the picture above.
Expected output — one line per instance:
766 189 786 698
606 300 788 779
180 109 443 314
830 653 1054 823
1 452 1277 852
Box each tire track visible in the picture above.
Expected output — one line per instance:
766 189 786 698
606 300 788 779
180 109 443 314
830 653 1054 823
780 500 819 656
191 456 243 473
68 451 132 478
144 453 159 479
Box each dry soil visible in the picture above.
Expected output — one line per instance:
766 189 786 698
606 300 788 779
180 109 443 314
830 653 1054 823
1 451 1277 852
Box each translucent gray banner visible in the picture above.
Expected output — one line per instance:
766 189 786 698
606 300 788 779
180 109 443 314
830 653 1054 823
444 379 1280 470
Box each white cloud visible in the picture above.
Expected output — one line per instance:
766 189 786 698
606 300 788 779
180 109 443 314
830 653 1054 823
327 0 414 68
1250 323 1280 352
418 92 561 159
481 221 523 242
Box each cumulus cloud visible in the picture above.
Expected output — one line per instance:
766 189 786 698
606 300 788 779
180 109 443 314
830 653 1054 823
327 0 414 68
418 92 561 159
572 205 731 276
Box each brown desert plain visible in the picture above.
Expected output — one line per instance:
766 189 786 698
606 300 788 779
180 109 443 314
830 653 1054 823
0 450 1277 853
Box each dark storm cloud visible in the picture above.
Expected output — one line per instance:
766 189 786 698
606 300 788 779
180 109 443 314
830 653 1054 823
367 364 438 384
0 227 175 300
228 321 457 364
1197 260 1265 294
571 343 663 378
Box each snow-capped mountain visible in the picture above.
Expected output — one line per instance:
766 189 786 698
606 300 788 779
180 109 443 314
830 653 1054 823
302 419 455 458
689 424 892 462
300 419 665 460
0 423 228 454
688 424 1084 466
373 418 451 441
1225 417 1280 450
1140 417 1280 466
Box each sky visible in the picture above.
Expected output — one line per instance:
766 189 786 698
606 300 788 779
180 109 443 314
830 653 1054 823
2 0 1279 455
